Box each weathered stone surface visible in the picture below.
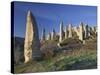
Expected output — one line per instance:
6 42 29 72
93 26 97 34
24 10 42 63
91 26 96 34
51 29 56 40
47 32 51 40
84 25 89 39
79 22 84 41
68 24 72 38
73 27 80 37
59 21 64 42
89 27 92 36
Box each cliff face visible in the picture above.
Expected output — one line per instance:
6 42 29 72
14 37 24 64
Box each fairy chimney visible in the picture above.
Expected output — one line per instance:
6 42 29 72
24 10 42 63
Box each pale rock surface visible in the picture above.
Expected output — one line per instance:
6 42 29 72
24 10 42 63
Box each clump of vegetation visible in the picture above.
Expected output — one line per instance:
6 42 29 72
58 38 83 51
60 38 82 46
40 40 59 59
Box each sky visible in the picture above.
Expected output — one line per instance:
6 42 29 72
13 1 97 38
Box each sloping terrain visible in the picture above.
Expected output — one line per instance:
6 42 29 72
14 38 97 73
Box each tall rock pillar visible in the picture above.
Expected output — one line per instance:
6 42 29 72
51 29 56 40
68 24 72 38
24 10 42 63
59 21 63 42
84 25 88 39
47 32 51 40
65 26 68 39
79 22 84 41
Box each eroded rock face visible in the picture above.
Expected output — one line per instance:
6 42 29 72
46 32 51 40
84 25 89 39
59 21 64 42
24 10 42 63
51 29 56 40
68 24 72 38
79 22 84 41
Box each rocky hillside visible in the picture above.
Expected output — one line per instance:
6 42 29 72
14 37 97 73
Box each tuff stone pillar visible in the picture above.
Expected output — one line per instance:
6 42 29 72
59 21 63 42
68 24 72 38
79 22 84 41
84 25 88 39
24 10 42 63
47 32 51 40
51 29 56 40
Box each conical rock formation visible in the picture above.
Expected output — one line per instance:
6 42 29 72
24 10 42 63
